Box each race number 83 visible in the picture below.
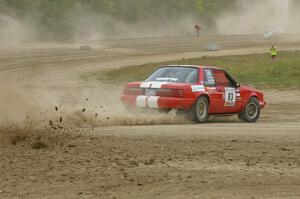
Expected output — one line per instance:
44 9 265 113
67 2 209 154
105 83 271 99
225 87 236 106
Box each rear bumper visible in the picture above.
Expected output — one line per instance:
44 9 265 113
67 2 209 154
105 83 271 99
121 95 194 110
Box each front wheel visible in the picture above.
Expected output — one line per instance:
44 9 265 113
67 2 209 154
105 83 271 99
192 96 209 123
238 97 261 123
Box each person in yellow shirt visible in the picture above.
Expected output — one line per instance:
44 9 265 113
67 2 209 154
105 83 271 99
270 46 278 61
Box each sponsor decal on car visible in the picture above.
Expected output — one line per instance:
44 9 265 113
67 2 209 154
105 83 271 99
156 77 178 82
224 87 236 106
236 88 241 99
191 85 205 92
205 86 216 94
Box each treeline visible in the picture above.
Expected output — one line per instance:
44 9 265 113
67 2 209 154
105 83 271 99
0 0 237 40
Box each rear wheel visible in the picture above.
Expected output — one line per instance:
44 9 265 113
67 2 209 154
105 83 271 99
192 96 209 123
238 97 261 123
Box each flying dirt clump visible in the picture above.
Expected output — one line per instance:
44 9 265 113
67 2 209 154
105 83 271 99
0 82 192 148
31 140 48 149
0 118 75 149
0 101 191 148
0 104 89 148
0 102 191 148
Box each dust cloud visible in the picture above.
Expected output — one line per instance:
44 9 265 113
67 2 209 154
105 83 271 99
1 0 300 44
216 0 299 34
66 5 199 41
0 82 190 146
36 86 190 128
0 14 39 45
0 3 199 44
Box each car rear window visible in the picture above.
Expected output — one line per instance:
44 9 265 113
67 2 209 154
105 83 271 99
146 67 198 83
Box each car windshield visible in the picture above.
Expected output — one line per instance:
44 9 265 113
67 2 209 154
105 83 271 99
146 67 198 83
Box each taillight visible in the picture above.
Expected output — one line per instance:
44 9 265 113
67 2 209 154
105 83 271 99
124 87 144 95
156 88 184 97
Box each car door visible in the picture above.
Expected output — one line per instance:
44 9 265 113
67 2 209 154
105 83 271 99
224 71 244 112
211 69 239 113
203 69 223 114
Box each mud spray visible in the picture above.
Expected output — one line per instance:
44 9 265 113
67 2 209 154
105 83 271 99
0 82 190 147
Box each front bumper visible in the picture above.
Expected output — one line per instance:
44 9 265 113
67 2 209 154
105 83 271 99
121 95 194 110
260 100 266 108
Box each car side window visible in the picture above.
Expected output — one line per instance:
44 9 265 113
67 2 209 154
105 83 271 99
204 69 216 86
212 69 235 86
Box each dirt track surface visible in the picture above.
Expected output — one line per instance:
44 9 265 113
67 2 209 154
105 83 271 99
1 122 300 199
0 35 300 198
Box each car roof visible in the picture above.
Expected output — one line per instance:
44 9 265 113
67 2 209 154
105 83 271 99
161 65 223 70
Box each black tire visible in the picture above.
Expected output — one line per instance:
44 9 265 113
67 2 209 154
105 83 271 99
192 96 209 123
159 109 172 114
238 97 261 123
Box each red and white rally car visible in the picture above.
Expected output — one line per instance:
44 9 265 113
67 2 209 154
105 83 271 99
121 65 266 123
